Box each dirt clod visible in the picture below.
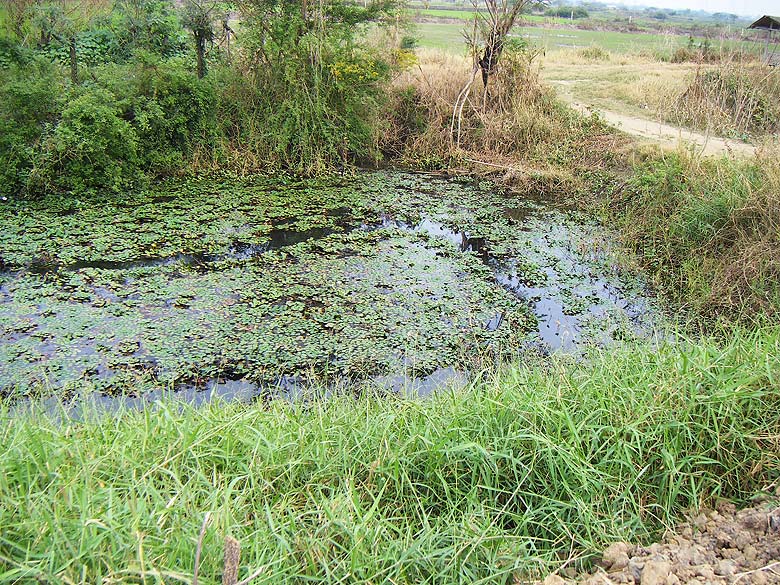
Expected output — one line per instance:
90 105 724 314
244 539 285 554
641 560 671 584
603 542 633 571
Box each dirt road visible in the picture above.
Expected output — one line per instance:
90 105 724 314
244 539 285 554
569 100 757 158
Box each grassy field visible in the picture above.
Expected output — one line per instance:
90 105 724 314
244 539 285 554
406 2 754 35
539 49 692 119
413 22 693 53
410 7 548 25
2 329 779 583
412 21 758 56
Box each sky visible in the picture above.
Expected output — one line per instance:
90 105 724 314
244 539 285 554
612 0 775 17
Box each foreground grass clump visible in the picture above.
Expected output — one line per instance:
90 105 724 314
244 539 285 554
2 330 779 583
609 147 780 320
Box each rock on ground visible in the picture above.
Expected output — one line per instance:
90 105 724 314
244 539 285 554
542 499 780 585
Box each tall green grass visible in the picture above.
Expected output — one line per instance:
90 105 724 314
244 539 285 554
608 148 780 320
1 329 778 583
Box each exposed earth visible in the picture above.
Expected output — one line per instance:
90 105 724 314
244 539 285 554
539 58 758 158
567 101 757 158
543 498 780 585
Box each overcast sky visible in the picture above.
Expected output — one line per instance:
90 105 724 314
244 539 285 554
613 0 774 17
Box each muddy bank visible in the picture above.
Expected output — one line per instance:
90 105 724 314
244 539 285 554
544 498 780 585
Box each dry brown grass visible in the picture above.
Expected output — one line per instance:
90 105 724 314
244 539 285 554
672 60 780 138
612 143 780 321
540 49 689 120
382 48 630 195
712 146 780 316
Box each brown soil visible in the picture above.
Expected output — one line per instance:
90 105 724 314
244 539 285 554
567 101 757 158
544 499 780 585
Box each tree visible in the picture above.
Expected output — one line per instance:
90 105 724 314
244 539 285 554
471 0 533 87
450 0 535 147
31 0 108 83
181 0 221 78
113 0 187 58
4 0 39 42
231 0 399 171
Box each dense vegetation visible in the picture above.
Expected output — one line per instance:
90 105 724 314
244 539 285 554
607 147 780 322
0 0 399 198
544 5 588 19
674 62 780 138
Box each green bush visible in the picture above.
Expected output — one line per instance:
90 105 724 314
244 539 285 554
232 0 396 173
0 52 220 197
545 5 589 18
37 87 140 194
43 28 123 67
608 152 780 319
113 0 188 59
400 35 419 50
252 48 389 172
0 60 63 198
0 0 397 190
97 55 219 173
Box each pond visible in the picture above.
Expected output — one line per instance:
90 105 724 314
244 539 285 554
0 171 662 400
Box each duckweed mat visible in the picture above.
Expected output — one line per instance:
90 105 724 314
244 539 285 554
0 171 661 397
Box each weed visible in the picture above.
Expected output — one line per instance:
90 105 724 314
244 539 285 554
673 60 780 138
577 46 611 61
608 148 780 320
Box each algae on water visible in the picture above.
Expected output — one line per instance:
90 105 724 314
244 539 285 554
0 172 660 396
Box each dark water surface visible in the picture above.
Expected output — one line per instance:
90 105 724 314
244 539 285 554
0 171 663 403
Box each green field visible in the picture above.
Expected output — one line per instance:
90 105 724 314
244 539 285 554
410 7 548 24
407 2 753 33
412 22 685 52
412 21 754 55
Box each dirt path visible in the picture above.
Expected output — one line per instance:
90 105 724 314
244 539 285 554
541 68 756 157
568 100 757 157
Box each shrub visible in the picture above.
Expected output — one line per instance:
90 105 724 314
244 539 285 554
96 55 219 173
0 59 63 198
609 150 780 320
36 87 140 194
673 63 780 137
113 0 188 59
578 46 610 61
400 35 419 50
251 49 389 172
43 27 123 67
227 1 395 174
545 6 589 18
